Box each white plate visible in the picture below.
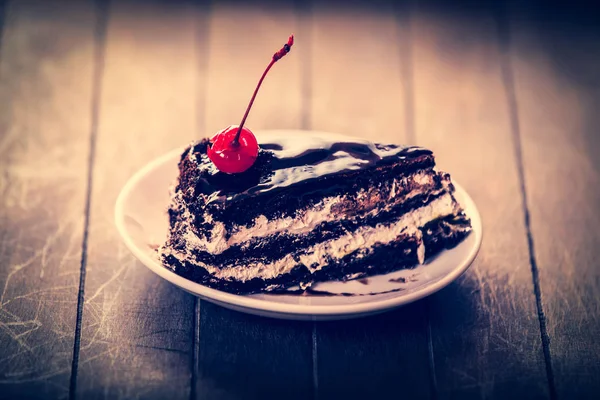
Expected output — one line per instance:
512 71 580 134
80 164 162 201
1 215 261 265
115 130 482 321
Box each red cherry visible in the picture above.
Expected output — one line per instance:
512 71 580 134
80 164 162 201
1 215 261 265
207 125 259 174
206 34 294 174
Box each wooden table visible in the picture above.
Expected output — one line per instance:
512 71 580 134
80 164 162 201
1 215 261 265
1 0 598 399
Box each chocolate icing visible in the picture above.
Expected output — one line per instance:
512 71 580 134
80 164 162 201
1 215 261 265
174 136 437 231
184 135 432 204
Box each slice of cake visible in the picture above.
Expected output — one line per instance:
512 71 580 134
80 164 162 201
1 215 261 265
159 134 472 294
158 35 471 294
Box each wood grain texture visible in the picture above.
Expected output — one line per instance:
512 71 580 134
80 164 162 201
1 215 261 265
0 1 598 399
75 1 200 399
316 304 431 399
0 1 96 398
196 2 313 399
309 1 430 398
203 0 302 135
411 3 550 398
198 302 313 400
309 0 410 143
509 3 600 398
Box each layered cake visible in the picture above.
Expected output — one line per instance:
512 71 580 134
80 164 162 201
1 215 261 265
158 35 471 294
158 135 472 294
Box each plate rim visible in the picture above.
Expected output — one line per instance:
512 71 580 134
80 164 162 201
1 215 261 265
115 129 483 317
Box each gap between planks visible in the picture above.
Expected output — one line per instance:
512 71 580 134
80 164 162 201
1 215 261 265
495 5 558 400
69 1 110 399
191 297 201 400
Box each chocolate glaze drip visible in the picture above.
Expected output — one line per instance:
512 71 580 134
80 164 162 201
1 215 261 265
268 287 405 297
185 135 432 205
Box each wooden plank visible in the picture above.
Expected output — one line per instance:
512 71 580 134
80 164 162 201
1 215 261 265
203 1 302 135
309 0 410 143
316 304 431 399
410 3 550 398
309 1 431 398
75 1 200 398
196 2 313 399
198 302 314 400
509 3 600 398
0 1 96 398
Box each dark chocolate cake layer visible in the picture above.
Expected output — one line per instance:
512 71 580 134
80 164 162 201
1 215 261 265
159 133 473 295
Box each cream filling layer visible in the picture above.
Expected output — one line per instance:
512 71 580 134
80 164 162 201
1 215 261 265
169 192 458 282
188 171 441 255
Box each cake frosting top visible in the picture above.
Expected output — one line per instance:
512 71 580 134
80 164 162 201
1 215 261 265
181 135 432 205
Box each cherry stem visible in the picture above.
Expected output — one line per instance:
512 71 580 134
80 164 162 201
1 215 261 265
232 34 294 146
